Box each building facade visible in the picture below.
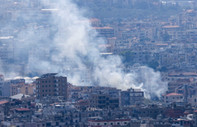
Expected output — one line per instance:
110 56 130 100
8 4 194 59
36 73 68 100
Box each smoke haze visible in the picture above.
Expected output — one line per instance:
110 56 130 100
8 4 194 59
0 0 167 99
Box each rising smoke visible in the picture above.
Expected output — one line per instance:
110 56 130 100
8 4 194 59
0 0 167 99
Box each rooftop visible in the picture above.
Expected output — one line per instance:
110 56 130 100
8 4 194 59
162 25 180 29
88 119 130 122
166 93 183 97
15 108 31 112
94 27 113 30
0 100 9 105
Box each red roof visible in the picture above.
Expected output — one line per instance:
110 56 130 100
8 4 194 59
15 108 30 111
0 100 9 105
166 93 183 97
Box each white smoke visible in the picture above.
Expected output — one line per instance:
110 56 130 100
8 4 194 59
0 0 167 99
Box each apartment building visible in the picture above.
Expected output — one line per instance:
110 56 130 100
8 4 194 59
36 73 68 100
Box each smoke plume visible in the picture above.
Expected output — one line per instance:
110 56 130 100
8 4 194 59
0 0 167 99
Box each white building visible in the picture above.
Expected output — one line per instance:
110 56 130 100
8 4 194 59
163 93 184 104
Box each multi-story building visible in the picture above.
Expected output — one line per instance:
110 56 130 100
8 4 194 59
120 88 144 106
1 79 36 97
88 119 131 127
10 79 25 96
0 75 4 96
163 93 184 105
36 73 68 100
89 93 119 109
94 27 115 38
19 83 36 95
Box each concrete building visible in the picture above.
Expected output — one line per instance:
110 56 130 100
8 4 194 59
0 75 4 96
0 100 9 121
89 93 119 109
2 81 11 97
120 88 144 106
10 79 25 96
94 27 115 38
163 93 184 104
88 119 130 127
19 83 36 95
1 79 36 97
36 73 68 100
